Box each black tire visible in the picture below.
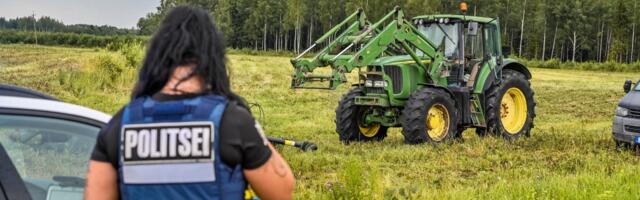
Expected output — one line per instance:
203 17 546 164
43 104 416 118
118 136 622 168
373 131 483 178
401 87 458 144
335 88 388 143
615 140 630 150
454 127 466 140
475 128 489 137
482 69 536 140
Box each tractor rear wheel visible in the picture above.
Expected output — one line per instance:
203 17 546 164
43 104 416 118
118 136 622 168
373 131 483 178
401 87 458 144
482 69 536 140
335 88 388 143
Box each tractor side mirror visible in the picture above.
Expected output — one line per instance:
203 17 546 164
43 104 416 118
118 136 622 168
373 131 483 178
467 22 479 36
483 53 491 62
501 46 511 58
624 80 633 93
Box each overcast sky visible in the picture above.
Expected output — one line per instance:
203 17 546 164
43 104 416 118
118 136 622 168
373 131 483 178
0 0 159 28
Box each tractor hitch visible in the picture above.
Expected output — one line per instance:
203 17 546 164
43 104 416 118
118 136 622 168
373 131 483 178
290 68 346 90
267 136 318 152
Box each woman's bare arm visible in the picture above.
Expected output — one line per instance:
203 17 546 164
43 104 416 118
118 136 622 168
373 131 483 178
244 144 295 200
84 160 118 200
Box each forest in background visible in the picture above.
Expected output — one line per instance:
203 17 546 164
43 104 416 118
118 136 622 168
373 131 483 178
3 0 640 65
137 0 640 63
0 16 136 35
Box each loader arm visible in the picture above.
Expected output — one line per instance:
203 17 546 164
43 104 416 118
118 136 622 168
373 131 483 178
290 7 447 89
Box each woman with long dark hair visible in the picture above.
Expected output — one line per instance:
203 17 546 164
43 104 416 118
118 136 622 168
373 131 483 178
84 6 294 200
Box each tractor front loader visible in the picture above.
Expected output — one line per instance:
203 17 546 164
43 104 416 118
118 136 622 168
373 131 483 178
290 5 536 144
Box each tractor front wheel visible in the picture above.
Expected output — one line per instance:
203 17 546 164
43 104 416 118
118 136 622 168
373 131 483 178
335 88 388 143
483 69 536 140
401 87 458 144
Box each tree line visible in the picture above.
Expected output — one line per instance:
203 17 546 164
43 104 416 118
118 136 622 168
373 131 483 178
137 0 640 63
0 16 137 36
0 30 147 48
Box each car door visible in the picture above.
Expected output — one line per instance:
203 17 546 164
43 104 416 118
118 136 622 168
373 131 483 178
0 141 31 200
0 109 103 200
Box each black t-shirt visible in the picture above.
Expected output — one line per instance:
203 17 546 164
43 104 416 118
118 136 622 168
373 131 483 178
90 93 272 169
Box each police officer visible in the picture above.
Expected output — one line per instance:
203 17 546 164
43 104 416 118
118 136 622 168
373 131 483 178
84 6 295 200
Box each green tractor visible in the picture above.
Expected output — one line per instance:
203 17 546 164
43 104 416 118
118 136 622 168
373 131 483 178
290 6 535 144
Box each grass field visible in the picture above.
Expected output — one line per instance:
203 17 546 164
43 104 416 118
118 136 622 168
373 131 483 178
2 44 640 199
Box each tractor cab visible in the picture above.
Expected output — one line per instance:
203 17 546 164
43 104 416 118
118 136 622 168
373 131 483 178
413 15 501 87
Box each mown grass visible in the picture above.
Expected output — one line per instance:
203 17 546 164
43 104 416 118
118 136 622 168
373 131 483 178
1 44 640 199
519 58 640 72
0 44 135 114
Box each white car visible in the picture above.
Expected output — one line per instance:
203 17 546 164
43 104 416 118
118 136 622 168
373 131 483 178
0 84 110 200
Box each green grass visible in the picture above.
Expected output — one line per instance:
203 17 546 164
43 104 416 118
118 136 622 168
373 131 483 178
2 44 640 199
519 58 640 72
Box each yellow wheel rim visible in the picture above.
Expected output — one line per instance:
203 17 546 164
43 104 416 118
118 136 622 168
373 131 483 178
358 122 381 137
426 104 450 141
500 87 528 134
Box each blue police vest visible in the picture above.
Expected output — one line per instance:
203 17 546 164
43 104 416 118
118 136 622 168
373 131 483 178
118 95 246 200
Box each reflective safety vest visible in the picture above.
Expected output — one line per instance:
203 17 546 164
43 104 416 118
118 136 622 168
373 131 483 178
118 95 245 200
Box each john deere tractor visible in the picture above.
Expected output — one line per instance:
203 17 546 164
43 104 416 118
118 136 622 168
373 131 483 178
290 5 535 144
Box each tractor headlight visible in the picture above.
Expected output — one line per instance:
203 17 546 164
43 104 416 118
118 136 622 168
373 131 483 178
373 80 387 88
616 106 629 117
365 80 373 87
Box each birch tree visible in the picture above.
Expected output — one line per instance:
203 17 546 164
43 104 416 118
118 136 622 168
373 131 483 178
518 0 527 57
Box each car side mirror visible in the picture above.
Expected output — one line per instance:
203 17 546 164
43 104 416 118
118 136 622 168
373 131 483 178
41 132 71 143
624 80 633 93
501 46 511 58
9 131 70 145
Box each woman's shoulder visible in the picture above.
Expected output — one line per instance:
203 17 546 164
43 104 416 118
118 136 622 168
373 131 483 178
222 101 254 124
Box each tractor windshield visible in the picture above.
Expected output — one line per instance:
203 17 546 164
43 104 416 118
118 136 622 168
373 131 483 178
417 23 460 58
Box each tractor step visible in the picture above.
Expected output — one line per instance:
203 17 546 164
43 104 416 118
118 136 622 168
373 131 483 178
470 95 486 127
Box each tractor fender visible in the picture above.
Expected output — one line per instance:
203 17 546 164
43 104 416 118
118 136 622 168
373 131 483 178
501 59 531 79
482 59 531 91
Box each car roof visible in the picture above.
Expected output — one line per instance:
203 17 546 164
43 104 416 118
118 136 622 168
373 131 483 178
0 96 111 123
0 84 111 123
0 84 59 101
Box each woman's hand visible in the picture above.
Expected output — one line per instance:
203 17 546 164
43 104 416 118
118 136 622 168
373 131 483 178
84 161 118 200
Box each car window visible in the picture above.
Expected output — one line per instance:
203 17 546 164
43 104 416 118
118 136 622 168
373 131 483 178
0 114 99 200
636 81 640 91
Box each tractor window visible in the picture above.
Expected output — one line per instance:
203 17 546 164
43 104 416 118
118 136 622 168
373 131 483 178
484 24 499 56
465 24 483 60
418 23 460 58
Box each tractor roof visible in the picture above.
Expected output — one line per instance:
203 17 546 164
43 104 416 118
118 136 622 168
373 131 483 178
413 14 496 24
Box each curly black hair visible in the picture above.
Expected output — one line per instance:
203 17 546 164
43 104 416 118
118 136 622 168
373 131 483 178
131 5 244 105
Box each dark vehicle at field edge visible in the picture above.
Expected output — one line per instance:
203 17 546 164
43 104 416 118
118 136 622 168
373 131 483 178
613 80 640 146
